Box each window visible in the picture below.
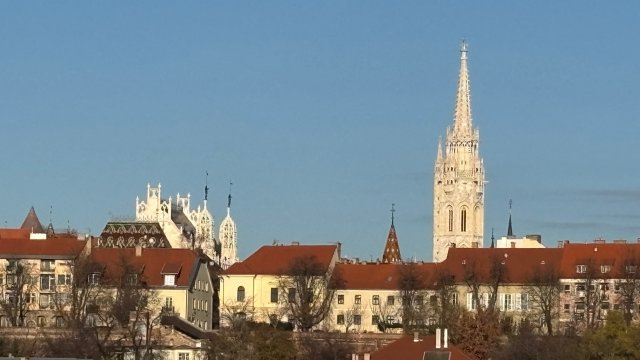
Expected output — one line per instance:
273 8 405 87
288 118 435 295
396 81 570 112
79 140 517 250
402 296 410 305
337 294 344 304
387 296 395 306
354 295 361 304
57 274 72 285
372 295 380 305
270 288 278 303
626 265 637 274
41 259 55 272
39 293 53 309
430 295 438 306
288 288 296 303
564 284 571 294
372 315 379 325
467 293 476 311
415 295 424 305
178 353 190 360
563 303 570 313
164 297 174 312
126 273 138 286
448 209 454 232
354 315 361 325
388 316 395 324
499 293 512 311
601 265 611 274
451 293 458 305
40 274 56 291
55 316 65 328
461 209 467 232
237 286 245 302
337 314 345 325
7 260 18 273
88 273 101 286
576 265 587 274
25 293 36 304
516 293 528 311
37 316 46 327
163 274 175 286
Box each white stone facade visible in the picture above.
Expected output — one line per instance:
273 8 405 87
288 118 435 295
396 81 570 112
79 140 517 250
218 194 238 268
135 183 216 259
433 42 485 262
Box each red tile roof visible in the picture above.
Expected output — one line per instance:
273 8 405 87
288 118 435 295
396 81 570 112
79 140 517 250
0 229 87 259
89 247 202 287
371 335 473 360
335 262 437 290
20 207 45 233
224 244 338 275
559 243 640 278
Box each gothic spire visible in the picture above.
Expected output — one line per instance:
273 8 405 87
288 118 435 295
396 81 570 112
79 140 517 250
452 40 473 139
382 204 402 263
507 199 514 237
20 206 45 233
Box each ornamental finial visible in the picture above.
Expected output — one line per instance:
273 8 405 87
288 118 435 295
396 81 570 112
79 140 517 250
460 40 468 60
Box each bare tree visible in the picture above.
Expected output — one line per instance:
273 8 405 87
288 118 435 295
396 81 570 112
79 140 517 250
525 261 562 335
614 249 640 326
278 255 342 332
397 263 430 333
370 295 400 333
220 297 255 330
432 267 460 330
340 303 362 333
0 260 37 326
575 258 607 331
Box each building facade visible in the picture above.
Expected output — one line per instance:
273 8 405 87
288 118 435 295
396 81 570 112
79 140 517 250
433 42 485 262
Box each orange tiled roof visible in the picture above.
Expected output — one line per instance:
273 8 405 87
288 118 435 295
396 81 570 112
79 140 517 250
558 243 640 278
335 262 437 290
20 207 45 233
0 229 87 259
371 335 473 360
224 244 338 275
89 247 202 287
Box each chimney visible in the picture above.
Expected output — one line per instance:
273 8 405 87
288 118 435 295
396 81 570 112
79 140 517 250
363 354 370 360
435 328 441 349
444 328 448 349
135 245 142 257
413 331 419 342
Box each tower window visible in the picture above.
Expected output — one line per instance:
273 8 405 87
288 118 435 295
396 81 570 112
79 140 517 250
448 209 453 232
461 209 467 232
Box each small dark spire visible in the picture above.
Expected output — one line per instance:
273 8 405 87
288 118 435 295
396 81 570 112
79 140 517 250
507 199 514 237
204 171 209 201
228 181 233 208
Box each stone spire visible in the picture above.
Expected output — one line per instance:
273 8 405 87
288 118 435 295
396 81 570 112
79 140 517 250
451 40 473 139
218 182 238 268
382 204 402 263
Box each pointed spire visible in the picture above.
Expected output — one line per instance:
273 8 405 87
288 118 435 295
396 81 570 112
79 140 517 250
490 228 495 248
382 204 402 263
204 171 209 201
227 181 233 216
20 207 45 233
507 199 514 237
452 40 473 138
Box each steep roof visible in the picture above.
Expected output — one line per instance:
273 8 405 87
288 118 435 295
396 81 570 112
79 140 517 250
382 223 401 263
335 262 437 290
89 247 203 287
0 230 86 259
20 207 45 233
371 335 473 360
224 244 338 275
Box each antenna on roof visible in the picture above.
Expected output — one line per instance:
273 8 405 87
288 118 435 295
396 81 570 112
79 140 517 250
204 171 209 201
390 203 396 226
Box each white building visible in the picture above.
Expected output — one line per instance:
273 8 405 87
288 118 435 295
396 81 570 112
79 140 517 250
433 41 485 262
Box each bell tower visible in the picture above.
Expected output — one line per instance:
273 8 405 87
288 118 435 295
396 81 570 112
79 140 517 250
433 41 485 262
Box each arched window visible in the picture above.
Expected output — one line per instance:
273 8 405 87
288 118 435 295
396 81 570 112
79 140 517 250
237 286 245 302
448 209 454 232
461 209 467 232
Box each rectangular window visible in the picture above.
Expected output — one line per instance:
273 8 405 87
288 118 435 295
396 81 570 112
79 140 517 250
288 288 296 303
601 265 611 274
354 315 361 325
626 265 637 274
41 259 55 272
7 260 18 273
164 274 175 286
451 293 458 305
57 274 72 285
337 294 344 304
25 293 36 304
40 274 56 291
337 314 344 325
372 315 379 325
178 353 190 360
415 295 424 305
372 295 379 305
388 316 395 324
355 295 361 304
467 293 476 311
564 284 571 294
576 265 587 273
37 316 46 327
515 293 528 311
39 293 53 309
564 303 570 313
270 288 278 303
387 296 395 306
88 273 101 286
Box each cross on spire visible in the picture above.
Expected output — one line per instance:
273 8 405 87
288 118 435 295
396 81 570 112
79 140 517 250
390 203 396 226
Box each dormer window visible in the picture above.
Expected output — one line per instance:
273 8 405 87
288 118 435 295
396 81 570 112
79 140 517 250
576 265 587 274
164 274 176 286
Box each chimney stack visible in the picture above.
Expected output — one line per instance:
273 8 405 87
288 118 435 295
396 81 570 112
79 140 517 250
135 245 142 257
435 328 441 349
444 328 448 349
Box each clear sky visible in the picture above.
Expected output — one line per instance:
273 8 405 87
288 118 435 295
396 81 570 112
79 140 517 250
1 2 639 261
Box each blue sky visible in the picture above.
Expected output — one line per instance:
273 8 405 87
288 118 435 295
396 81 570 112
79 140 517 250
1 2 639 261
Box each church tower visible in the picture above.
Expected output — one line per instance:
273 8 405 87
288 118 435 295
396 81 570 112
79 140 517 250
433 41 485 262
218 188 238 268
381 204 401 263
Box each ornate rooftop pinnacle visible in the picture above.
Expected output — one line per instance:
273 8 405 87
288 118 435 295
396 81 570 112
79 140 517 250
451 40 474 139
382 204 402 263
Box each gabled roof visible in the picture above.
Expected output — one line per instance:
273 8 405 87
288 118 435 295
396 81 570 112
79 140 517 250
89 247 202 287
20 207 45 233
0 229 87 259
440 247 564 284
371 335 473 360
335 262 437 290
224 244 338 275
